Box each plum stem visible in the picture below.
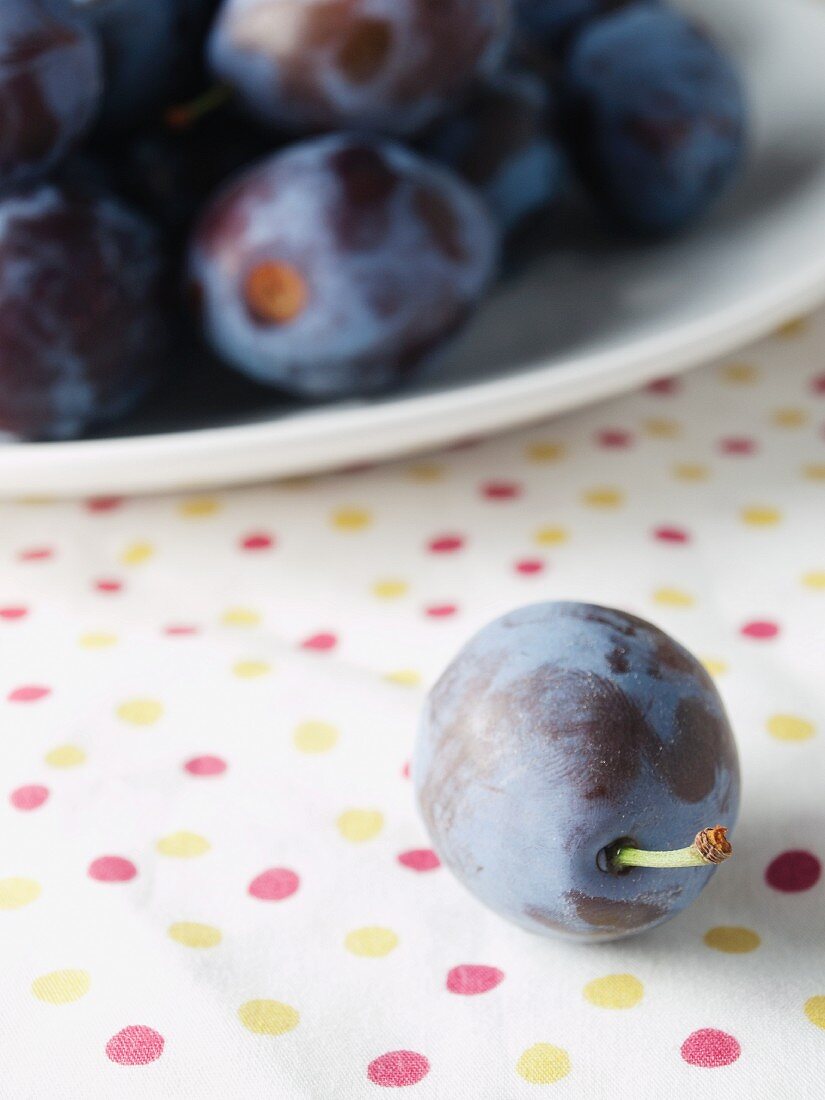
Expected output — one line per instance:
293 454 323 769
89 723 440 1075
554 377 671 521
165 84 232 130
612 826 732 870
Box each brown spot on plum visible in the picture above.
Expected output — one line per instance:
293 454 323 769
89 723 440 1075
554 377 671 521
524 904 570 934
413 186 467 263
606 645 630 674
337 18 392 83
567 889 669 932
329 144 397 250
657 694 735 803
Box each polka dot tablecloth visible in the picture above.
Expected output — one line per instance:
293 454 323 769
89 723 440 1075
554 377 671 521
1 311 824 1099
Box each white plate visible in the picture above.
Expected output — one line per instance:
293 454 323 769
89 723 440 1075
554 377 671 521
3 0 825 497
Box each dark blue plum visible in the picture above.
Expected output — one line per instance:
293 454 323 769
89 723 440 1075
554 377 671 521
515 0 654 52
560 4 747 235
208 0 510 136
188 134 498 398
0 0 102 191
53 0 219 130
414 602 740 941
422 71 565 238
0 181 168 440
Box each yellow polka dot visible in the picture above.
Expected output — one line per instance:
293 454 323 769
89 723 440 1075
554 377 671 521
652 587 694 608
644 418 681 439
583 973 644 1009
802 570 825 590
772 407 808 429
767 714 815 742
525 442 566 463
516 1044 571 1085
168 922 222 948
17 495 55 506
701 657 728 677
120 541 154 566
804 464 825 482
721 362 758 384
31 969 90 1004
775 315 808 338
534 526 569 547
673 463 710 482
179 497 221 518
0 877 40 909
372 579 409 600
741 506 781 527
331 506 372 531
805 996 825 1030
156 831 211 858
294 720 339 754
238 999 299 1035
117 698 163 726
407 463 443 483
582 487 624 509
79 632 117 650
345 926 399 957
337 810 384 843
704 926 761 954
45 744 85 768
222 607 261 628
233 660 271 679
384 669 422 687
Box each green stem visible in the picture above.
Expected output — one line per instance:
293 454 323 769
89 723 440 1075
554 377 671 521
611 826 732 871
165 84 232 130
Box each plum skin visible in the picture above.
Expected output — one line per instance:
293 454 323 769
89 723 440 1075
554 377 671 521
208 0 511 137
188 134 498 398
414 602 740 941
560 4 747 235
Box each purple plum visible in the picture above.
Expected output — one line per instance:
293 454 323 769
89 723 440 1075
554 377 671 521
188 134 498 398
208 0 511 136
414 601 739 941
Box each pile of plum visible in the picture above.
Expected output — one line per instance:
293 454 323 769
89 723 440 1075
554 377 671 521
0 0 746 440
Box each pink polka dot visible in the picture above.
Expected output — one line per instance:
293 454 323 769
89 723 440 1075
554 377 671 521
424 604 457 619
646 376 680 395
87 496 123 513
88 856 137 883
810 372 825 395
164 624 199 637
515 558 545 575
240 532 275 551
398 849 440 872
654 525 690 544
367 1050 430 1088
428 535 464 553
9 784 49 811
719 436 756 456
18 546 53 562
740 620 779 640
481 480 521 501
401 761 411 780
184 755 227 777
300 632 337 652
8 684 50 703
446 964 505 995
248 867 300 901
0 606 28 620
680 1029 740 1068
94 578 123 594
765 850 821 893
106 1025 164 1066
597 429 633 448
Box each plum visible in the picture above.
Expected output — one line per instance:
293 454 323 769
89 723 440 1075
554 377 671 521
422 70 565 238
208 0 511 136
559 4 746 235
188 134 498 397
414 602 739 941
0 0 102 191
0 181 168 440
